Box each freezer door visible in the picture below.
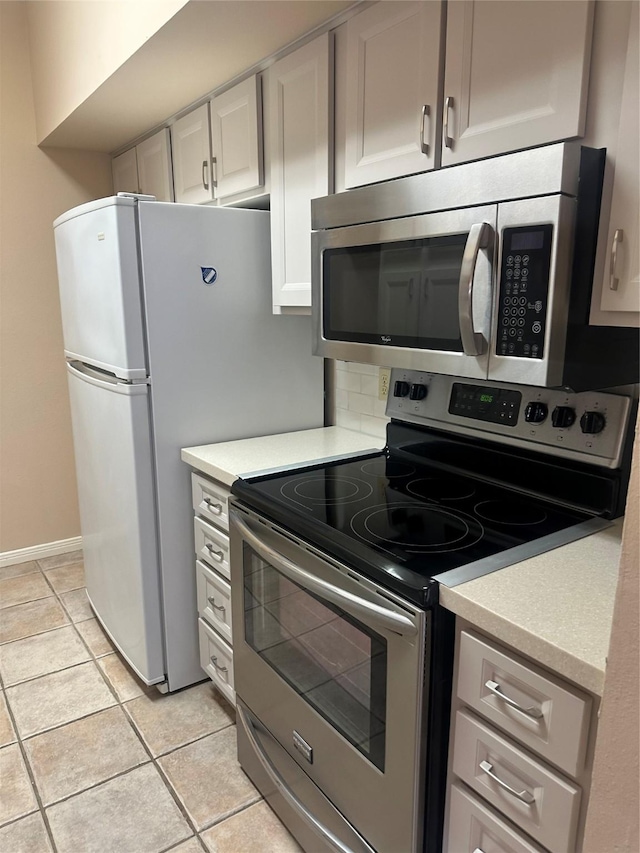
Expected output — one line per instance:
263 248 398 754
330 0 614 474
54 197 147 380
66 361 165 684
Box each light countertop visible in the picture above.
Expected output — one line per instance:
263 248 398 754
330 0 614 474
181 426 383 488
439 519 623 695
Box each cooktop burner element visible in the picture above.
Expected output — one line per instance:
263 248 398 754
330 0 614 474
281 475 373 507
350 503 485 554
360 459 416 479
475 500 548 526
407 477 477 502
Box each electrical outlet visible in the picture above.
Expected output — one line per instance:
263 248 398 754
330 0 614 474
378 368 391 401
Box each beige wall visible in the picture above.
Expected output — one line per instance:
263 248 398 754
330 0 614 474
0 2 113 552
583 426 640 852
27 0 188 145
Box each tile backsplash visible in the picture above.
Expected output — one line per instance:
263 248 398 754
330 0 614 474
334 361 389 440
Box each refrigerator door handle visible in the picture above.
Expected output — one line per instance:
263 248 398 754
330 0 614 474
67 360 149 395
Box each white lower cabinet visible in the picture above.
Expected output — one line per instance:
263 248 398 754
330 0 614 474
191 471 235 705
448 782 545 853
445 627 596 853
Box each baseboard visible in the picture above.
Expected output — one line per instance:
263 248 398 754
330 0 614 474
0 536 83 568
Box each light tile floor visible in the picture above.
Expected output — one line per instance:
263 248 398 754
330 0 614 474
0 552 302 853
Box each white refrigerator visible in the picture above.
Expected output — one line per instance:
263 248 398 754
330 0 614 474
53 195 325 691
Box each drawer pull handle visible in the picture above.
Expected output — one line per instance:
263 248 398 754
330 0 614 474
485 680 543 719
203 497 223 514
209 655 228 674
479 760 535 805
205 544 224 562
207 595 226 613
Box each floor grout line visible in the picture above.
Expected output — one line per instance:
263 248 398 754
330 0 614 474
0 680 60 853
1 555 287 853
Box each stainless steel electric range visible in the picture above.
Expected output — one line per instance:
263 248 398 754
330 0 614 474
229 371 636 853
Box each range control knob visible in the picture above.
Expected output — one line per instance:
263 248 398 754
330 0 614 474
409 383 428 401
580 411 606 434
524 401 548 424
393 380 410 398
551 406 576 429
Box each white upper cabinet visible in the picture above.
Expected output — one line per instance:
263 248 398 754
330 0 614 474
136 129 174 201
343 2 442 188
210 75 263 201
598 3 639 316
112 129 174 201
112 147 139 194
268 33 332 311
441 1 594 166
171 104 214 205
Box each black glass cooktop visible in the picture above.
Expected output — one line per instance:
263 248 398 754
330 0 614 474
232 449 592 607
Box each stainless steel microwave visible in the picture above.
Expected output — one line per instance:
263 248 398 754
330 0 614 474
311 143 639 391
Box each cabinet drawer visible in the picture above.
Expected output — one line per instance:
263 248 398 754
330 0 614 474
196 559 232 644
199 618 235 706
457 631 591 777
453 710 581 853
191 473 230 530
446 782 545 853
194 516 230 580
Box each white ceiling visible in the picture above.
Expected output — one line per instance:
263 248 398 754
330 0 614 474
40 0 356 152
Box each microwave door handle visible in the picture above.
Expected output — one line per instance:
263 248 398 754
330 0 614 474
231 511 417 638
458 222 493 356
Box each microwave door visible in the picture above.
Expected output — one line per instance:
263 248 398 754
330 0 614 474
312 204 498 380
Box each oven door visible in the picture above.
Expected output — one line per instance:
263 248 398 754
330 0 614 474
230 504 429 853
312 204 497 379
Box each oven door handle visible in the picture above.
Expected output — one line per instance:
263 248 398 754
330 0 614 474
458 221 493 356
237 704 376 853
231 511 418 638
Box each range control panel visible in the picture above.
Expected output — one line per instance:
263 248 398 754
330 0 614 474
387 370 633 468
496 225 553 359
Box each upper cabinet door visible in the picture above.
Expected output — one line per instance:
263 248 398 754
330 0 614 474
344 1 443 189
268 33 331 311
171 104 213 205
136 128 174 201
442 1 594 166
211 76 263 201
112 148 139 195
599 3 639 316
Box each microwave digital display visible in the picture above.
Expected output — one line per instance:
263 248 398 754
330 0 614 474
510 230 545 251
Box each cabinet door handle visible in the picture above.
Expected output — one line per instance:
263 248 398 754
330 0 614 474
209 654 228 674
202 159 209 191
609 228 623 291
485 680 543 719
203 497 223 514
211 156 218 188
443 96 454 149
479 760 535 804
420 104 430 155
205 543 224 562
207 595 226 612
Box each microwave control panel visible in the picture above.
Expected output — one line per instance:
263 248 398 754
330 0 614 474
496 225 553 359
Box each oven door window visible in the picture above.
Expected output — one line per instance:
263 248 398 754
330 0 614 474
323 234 467 351
243 552 387 771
